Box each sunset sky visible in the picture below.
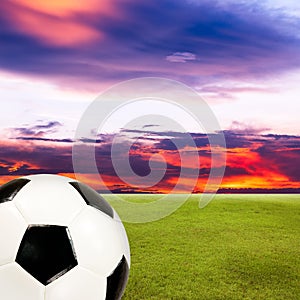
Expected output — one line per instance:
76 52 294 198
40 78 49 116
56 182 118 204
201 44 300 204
0 0 299 192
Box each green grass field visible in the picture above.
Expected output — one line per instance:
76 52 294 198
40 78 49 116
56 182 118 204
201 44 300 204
106 194 300 300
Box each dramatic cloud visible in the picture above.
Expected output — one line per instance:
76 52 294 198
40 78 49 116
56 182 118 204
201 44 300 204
0 126 299 193
0 139 73 180
0 0 299 87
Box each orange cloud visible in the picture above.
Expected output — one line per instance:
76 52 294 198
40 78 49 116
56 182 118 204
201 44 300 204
3 0 115 46
220 172 291 189
220 144 300 190
13 9 101 46
13 0 113 17
0 175 21 186
226 146 266 174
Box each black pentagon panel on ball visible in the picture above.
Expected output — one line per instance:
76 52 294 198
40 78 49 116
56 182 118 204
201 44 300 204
69 181 114 218
106 255 129 300
16 225 78 285
0 178 30 204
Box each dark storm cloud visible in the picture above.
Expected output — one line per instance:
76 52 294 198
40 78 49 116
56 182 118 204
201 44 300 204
120 128 209 149
256 135 300 182
0 0 300 87
154 134 210 150
224 166 251 177
15 137 73 143
0 142 73 175
223 131 256 149
11 121 62 137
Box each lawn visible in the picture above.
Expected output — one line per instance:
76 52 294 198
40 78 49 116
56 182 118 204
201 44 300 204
106 194 300 300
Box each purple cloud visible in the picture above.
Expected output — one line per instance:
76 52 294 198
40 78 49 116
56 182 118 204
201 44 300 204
166 52 197 63
0 1 299 88
11 121 62 137
0 121 299 191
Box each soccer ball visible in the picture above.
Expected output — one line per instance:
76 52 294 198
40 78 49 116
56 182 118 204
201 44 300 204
0 174 130 300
